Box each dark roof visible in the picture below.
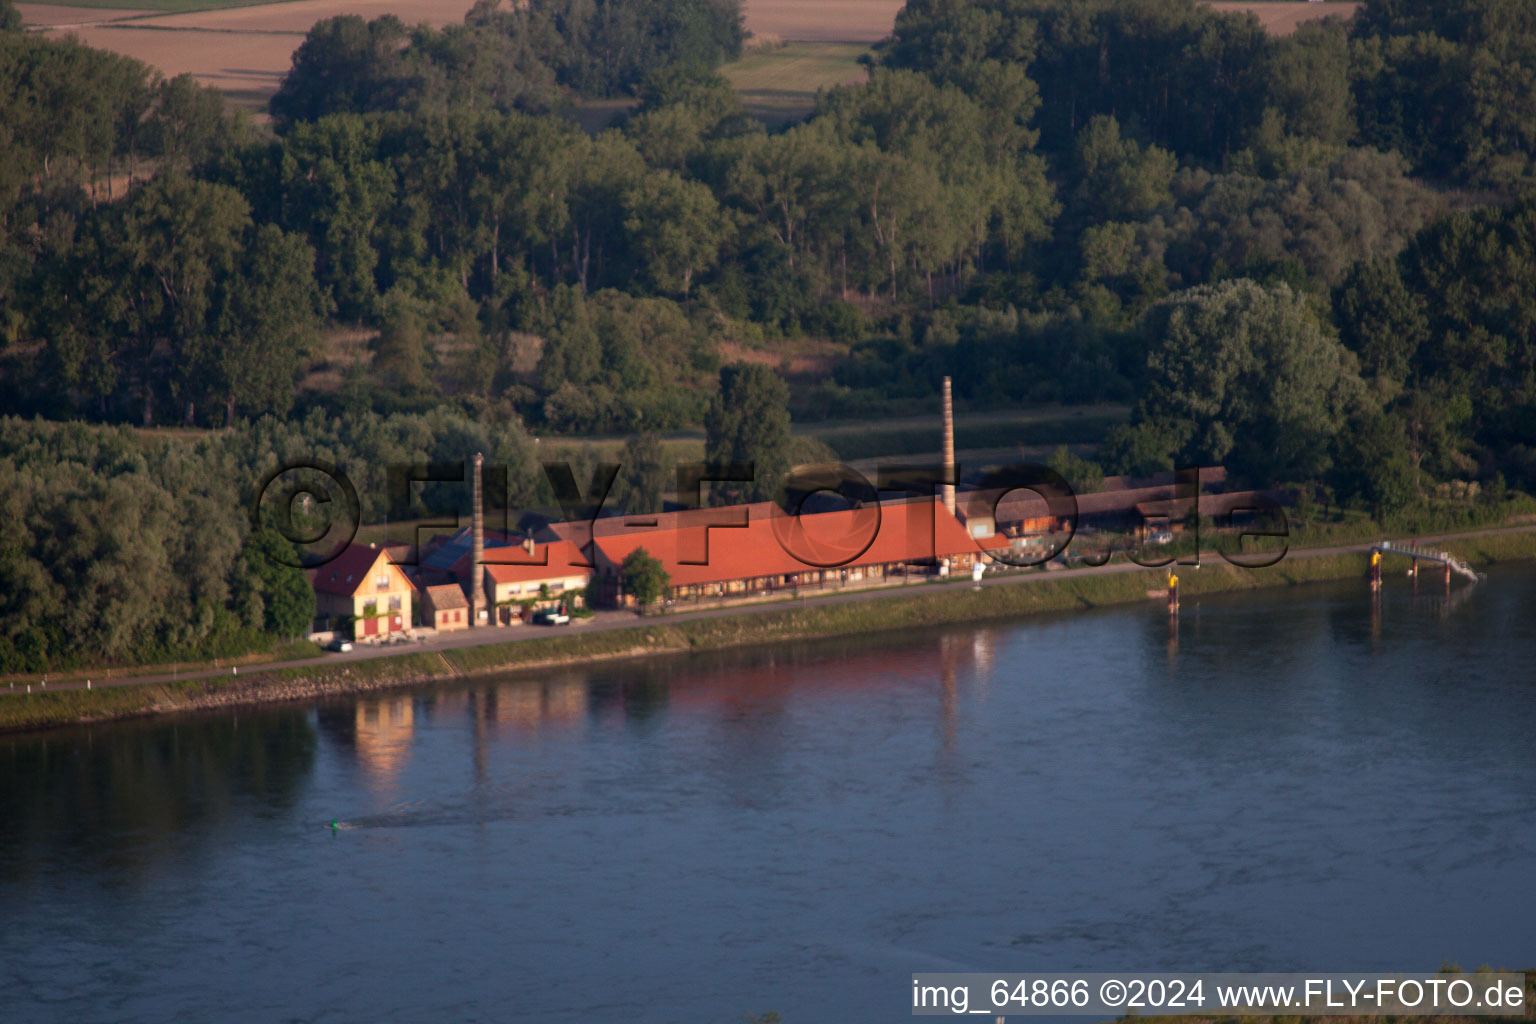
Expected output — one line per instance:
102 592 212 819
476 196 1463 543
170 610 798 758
420 527 521 572
307 544 397 596
976 467 1232 523
1135 490 1285 519
422 583 468 610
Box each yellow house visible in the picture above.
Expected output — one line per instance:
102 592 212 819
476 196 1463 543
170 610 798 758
308 543 414 639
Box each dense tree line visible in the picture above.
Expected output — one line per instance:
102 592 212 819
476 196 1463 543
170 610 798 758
268 0 746 122
0 418 308 672
1 0 1477 438
0 408 555 671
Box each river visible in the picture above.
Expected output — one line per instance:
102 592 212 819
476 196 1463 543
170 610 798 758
3 567 1534 1022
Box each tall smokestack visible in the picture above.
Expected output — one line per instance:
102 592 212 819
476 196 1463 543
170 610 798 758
470 452 484 627
941 376 956 517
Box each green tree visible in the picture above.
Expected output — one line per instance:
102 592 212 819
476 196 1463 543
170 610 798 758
264 114 395 319
624 62 745 170
61 173 252 425
619 431 672 514
268 15 413 123
207 224 326 423
620 546 669 607
1071 115 1176 222
1263 18 1354 151
148 73 243 170
704 364 792 504
1107 279 1365 483
1331 411 1418 520
1046 445 1104 495
1333 255 1427 398
369 290 436 397
240 529 317 637
1351 0 1536 187
623 170 727 300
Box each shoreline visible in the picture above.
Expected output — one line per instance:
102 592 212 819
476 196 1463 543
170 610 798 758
4 527 1535 734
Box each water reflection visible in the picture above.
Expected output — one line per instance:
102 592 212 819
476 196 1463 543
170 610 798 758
355 697 415 788
0 709 316 884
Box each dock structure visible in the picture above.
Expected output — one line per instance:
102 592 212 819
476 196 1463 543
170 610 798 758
1374 541 1482 584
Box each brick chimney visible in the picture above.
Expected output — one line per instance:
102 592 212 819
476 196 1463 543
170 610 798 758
470 452 484 627
941 376 956 517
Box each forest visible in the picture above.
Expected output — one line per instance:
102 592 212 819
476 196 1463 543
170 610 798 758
2 0 1535 670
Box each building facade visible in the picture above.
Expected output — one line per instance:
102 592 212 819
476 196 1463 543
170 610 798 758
588 497 1003 608
419 583 470 632
308 543 414 639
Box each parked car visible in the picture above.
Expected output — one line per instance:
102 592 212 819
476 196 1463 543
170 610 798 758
532 608 571 626
327 639 354 653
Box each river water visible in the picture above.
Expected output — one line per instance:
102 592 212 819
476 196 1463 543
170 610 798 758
3 567 1535 1022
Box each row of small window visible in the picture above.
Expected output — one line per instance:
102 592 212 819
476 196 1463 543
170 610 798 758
502 581 564 596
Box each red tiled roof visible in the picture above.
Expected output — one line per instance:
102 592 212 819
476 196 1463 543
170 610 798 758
589 498 982 589
307 544 400 596
479 540 594 585
541 502 784 544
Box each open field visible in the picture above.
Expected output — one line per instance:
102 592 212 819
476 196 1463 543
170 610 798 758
109 0 456 30
721 41 870 124
1207 1 1360 34
15 3 151 23
21 0 1361 117
21 0 464 112
40 23 299 109
18 0 262 13
21 0 895 117
741 0 900 43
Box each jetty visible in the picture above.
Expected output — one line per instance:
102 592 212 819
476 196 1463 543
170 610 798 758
1374 540 1483 583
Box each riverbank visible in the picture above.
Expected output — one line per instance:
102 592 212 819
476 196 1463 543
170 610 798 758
4 528 1535 733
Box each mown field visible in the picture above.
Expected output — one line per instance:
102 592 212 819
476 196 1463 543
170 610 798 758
722 41 870 124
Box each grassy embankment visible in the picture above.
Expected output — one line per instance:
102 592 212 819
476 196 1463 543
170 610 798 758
4 529 1534 734
0 638 322 690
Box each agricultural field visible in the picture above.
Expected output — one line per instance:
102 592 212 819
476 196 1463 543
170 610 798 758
1206 1 1360 34
18 0 465 112
19 0 1361 116
740 0 901 43
14 4 151 22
